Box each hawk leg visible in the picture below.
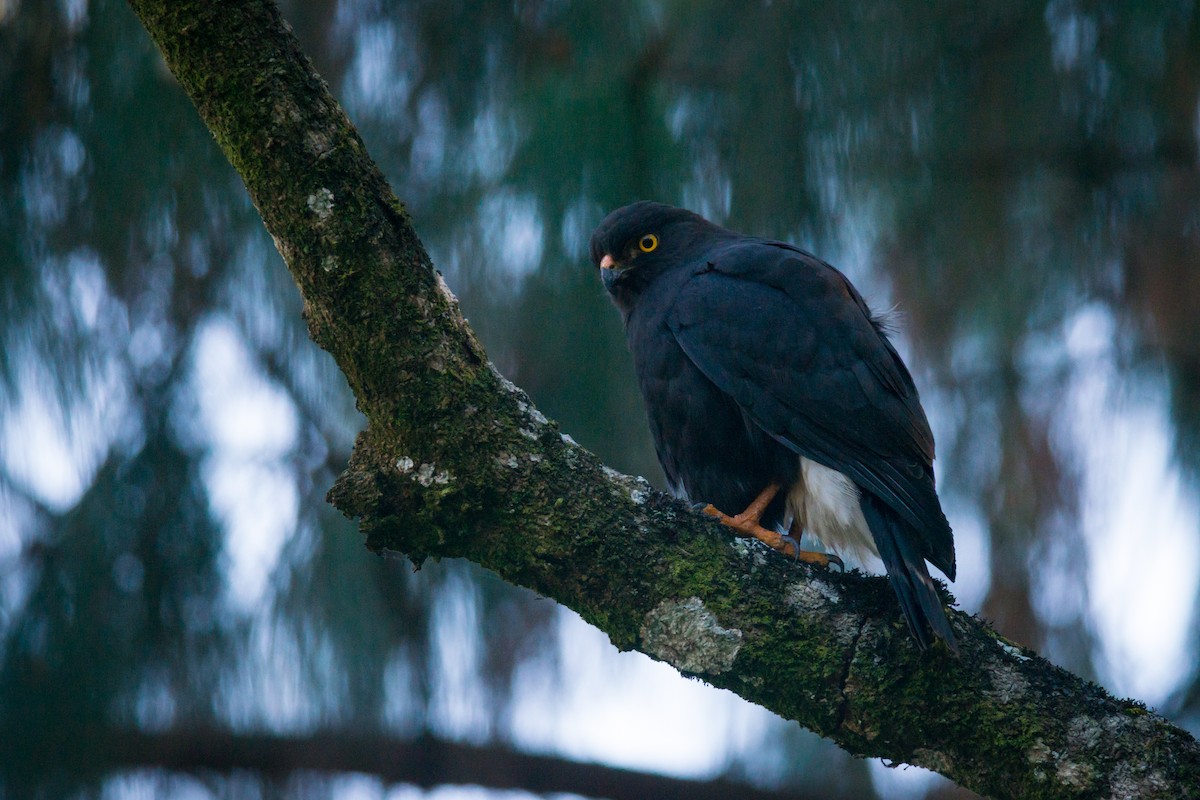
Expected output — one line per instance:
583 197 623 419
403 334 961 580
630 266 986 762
703 483 843 569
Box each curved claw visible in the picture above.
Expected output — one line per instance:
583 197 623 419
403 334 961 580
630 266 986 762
780 533 843 570
785 524 843 571
810 549 845 571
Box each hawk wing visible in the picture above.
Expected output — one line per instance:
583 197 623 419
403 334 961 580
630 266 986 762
666 239 955 579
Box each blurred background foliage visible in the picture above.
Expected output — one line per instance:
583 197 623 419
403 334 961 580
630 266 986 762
1 0 1199 798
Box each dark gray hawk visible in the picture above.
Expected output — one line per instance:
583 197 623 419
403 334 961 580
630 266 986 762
591 201 957 652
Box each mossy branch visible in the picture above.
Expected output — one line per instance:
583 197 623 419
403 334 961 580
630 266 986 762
124 1 1200 797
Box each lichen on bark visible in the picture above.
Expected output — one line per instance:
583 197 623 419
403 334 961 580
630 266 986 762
640 597 744 675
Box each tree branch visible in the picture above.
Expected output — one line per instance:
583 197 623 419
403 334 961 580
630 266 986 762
123 1 1200 797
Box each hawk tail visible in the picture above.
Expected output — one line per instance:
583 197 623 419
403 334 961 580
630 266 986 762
860 492 959 654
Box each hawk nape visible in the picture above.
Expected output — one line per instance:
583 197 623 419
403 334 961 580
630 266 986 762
591 201 957 653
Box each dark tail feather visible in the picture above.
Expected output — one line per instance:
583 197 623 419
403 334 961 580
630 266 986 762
860 493 959 654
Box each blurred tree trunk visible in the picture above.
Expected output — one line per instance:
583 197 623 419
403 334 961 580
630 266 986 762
124 1 1200 798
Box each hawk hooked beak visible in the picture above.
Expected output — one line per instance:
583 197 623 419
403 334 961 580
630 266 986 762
598 253 625 292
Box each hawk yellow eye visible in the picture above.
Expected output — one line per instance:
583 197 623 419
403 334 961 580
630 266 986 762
638 234 659 253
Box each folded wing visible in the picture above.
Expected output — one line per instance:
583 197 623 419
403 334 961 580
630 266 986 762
666 241 955 580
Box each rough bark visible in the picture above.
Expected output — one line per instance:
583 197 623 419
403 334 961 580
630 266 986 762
123 1 1200 798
